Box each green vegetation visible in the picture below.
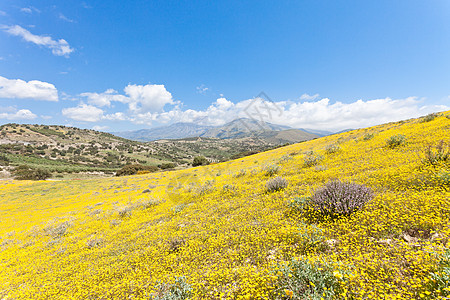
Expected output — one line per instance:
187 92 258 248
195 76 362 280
192 156 209 167
386 134 407 148
115 164 159 176
271 258 343 299
13 165 52 180
265 176 288 192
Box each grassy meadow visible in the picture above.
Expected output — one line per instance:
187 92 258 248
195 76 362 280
1 112 449 299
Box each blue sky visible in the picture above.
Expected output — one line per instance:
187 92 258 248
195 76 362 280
0 0 449 132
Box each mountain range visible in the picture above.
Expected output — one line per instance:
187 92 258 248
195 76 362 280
114 118 325 142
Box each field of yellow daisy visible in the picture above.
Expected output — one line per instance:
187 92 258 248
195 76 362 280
1 112 449 299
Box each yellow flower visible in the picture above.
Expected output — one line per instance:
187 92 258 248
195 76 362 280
333 271 344 280
284 289 294 298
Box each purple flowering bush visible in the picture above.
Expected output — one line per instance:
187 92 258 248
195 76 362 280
310 180 374 217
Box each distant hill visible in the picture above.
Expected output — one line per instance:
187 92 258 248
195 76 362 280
256 129 319 144
201 118 290 139
114 118 318 141
297 128 334 137
114 123 213 141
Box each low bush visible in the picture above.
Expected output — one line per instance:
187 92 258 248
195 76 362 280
159 162 177 170
386 134 407 148
13 165 52 180
297 222 326 254
288 196 311 212
192 156 209 167
271 258 343 299
303 151 324 167
115 164 158 176
436 170 450 186
266 176 288 192
325 144 340 154
264 164 281 176
421 113 439 122
425 248 450 298
151 276 192 300
309 180 374 218
423 141 450 166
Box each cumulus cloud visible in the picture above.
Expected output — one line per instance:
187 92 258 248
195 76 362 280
0 108 37 120
124 84 173 112
80 84 173 112
2 25 74 57
129 96 449 131
0 75 58 101
80 89 128 107
104 112 128 121
62 104 103 122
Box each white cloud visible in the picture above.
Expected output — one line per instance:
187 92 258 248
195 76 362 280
80 89 128 107
0 10 7 16
129 96 449 131
59 13 75 23
80 84 173 113
124 84 173 112
62 104 104 122
196 84 209 94
300 93 320 101
2 25 74 57
93 125 108 131
20 7 33 14
0 75 58 101
0 108 37 120
104 112 128 121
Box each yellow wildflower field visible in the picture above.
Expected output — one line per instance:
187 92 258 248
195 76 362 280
1 112 449 299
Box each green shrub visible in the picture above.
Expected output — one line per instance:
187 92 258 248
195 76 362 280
271 258 343 299
297 222 326 254
0 154 9 165
266 176 288 192
436 170 450 186
325 144 340 154
264 164 281 176
288 196 311 212
151 276 192 300
13 165 52 180
423 141 450 166
362 133 374 141
115 164 158 176
159 162 177 170
303 151 323 167
421 113 439 122
192 156 209 167
425 248 450 298
386 134 407 148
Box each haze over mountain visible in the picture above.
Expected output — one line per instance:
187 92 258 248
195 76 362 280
114 118 321 142
114 123 214 142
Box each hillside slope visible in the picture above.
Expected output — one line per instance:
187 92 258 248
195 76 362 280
0 112 449 299
0 124 173 176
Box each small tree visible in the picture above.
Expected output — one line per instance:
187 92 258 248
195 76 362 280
192 156 209 167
